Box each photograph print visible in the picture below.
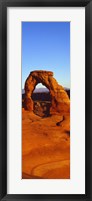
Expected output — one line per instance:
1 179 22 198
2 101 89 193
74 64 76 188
22 22 70 179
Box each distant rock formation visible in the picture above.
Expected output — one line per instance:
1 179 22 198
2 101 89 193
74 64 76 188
24 70 70 114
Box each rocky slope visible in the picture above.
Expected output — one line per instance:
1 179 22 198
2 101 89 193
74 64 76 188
22 109 70 179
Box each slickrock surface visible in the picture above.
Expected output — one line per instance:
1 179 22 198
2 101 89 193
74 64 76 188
22 110 70 179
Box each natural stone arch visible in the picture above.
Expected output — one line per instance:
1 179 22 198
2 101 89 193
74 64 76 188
24 70 70 114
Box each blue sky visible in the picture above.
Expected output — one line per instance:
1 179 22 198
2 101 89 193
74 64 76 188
22 22 70 89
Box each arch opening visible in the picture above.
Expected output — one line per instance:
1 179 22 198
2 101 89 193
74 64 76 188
32 83 51 117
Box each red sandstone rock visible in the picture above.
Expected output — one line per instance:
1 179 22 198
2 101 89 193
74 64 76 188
24 70 70 114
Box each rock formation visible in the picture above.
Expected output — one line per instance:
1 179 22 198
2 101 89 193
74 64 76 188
24 70 70 114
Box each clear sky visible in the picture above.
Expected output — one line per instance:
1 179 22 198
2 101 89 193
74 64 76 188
22 22 70 89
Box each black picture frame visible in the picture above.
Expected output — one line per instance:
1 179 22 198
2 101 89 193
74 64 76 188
0 0 92 200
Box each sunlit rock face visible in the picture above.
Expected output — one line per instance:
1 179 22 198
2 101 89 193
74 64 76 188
24 70 70 114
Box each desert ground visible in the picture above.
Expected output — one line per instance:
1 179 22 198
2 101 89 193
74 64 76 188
22 101 70 179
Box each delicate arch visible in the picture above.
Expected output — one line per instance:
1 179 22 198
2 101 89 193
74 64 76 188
24 70 70 114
